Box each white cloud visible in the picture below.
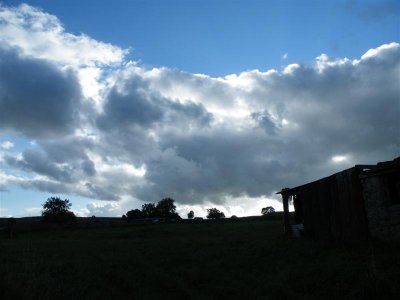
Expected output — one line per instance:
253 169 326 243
361 42 399 60
0 141 14 149
176 196 286 218
24 207 42 215
78 67 104 103
84 201 124 217
283 63 300 75
0 4 127 68
0 3 127 115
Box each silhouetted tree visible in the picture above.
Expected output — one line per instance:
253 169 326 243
187 210 194 219
156 198 181 219
261 206 275 215
141 203 156 218
41 197 76 223
207 208 225 219
126 209 143 220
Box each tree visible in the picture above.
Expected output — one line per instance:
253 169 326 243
187 210 194 219
91 215 99 223
126 209 143 220
156 198 180 219
141 203 156 218
42 197 76 223
206 208 225 219
261 206 275 215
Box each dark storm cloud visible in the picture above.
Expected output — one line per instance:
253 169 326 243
0 46 82 138
92 71 214 170
136 130 290 204
97 74 212 132
251 111 278 134
4 136 97 186
39 137 95 167
19 179 71 195
81 159 96 177
84 182 120 201
97 81 164 130
5 149 74 183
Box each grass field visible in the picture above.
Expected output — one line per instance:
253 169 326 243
1 218 399 299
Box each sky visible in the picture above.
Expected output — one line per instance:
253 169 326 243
0 0 399 218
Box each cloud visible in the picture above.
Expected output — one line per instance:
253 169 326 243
0 3 126 68
0 46 83 138
25 207 42 215
130 42 400 204
0 4 399 216
0 3 127 110
4 149 75 183
97 71 213 131
0 141 14 150
85 202 123 217
136 130 285 203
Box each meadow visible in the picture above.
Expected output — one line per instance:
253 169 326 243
0 217 399 299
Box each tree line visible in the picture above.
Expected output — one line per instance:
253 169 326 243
24 197 276 224
123 199 230 221
124 198 180 220
3 197 276 239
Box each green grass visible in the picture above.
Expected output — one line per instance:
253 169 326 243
0 219 399 299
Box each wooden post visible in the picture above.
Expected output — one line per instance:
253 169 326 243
281 190 290 236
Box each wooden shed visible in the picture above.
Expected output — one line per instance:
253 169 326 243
278 157 400 242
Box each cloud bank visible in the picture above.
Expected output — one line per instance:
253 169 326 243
0 4 399 216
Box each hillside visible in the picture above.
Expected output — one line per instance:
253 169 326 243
1 218 399 299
